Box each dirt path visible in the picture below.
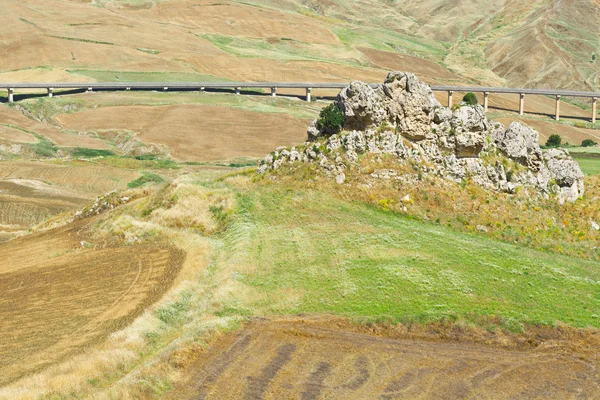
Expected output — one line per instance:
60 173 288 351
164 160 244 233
0 219 185 385
172 318 600 399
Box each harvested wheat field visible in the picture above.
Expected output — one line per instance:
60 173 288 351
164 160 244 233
171 318 600 399
0 161 139 240
57 104 312 161
0 218 185 386
0 179 85 241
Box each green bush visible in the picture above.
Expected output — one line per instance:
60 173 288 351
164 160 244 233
70 147 115 158
462 92 478 106
127 172 164 188
545 134 562 148
317 103 344 136
582 139 597 147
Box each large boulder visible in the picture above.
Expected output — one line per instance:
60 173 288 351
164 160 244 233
335 81 387 131
493 122 544 171
545 148 585 203
451 105 489 157
381 72 437 141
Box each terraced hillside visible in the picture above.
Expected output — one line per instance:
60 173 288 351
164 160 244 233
3 0 599 90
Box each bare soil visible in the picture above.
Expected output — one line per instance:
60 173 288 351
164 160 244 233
0 106 111 150
56 104 312 161
171 317 600 399
0 218 185 385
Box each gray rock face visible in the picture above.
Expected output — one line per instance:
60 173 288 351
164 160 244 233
307 119 320 141
544 148 585 203
494 122 544 171
258 72 585 203
383 72 437 140
335 81 387 131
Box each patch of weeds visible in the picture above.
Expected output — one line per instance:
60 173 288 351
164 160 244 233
70 147 115 158
155 291 192 326
127 172 165 188
30 134 57 157
136 47 160 55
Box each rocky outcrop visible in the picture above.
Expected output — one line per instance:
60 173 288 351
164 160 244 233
260 72 585 203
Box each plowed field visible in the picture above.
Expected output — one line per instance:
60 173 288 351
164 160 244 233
57 104 312 161
172 319 600 399
0 219 185 385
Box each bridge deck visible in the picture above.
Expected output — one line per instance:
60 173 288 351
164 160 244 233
1 82 600 98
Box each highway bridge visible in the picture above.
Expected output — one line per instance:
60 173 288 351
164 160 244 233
2 82 599 122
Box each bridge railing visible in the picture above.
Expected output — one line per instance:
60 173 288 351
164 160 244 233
2 82 599 122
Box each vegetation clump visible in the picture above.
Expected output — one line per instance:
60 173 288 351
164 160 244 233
582 139 597 147
317 103 344 136
127 172 165 188
545 134 562 148
462 92 478 105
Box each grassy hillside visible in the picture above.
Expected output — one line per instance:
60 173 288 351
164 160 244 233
5 169 599 398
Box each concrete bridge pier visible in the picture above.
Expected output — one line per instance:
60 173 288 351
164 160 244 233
593 97 597 123
555 95 561 121
163 87 168 91
235 87 241 95
519 93 525 115
447 90 453 107
483 92 489 112
47 88 53 98
7 88 14 103
271 87 277 97
87 87 93 93
306 87 312 102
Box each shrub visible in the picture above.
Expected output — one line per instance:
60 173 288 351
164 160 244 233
582 139 597 147
317 103 344 136
127 172 164 188
70 147 115 158
546 134 562 148
462 92 478 106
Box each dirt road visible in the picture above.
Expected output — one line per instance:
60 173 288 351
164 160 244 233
172 318 600 399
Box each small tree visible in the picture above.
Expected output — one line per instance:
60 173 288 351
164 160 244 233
462 92 478 106
582 139 597 147
317 103 344 136
545 134 562 148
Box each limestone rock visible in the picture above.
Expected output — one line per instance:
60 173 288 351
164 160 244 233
307 119 320 141
382 72 437 140
494 122 544 171
335 81 387 131
257 71 585 203
545 148 585 201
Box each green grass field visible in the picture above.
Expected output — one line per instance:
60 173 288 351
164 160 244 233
570 146 600 175
201 181 600 331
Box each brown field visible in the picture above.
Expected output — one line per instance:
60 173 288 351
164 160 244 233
0 218 185 386
359 47 465 85
0 105 111 150
0 161 139 240
0 179 85 240
0 126 37 143
56 104 312 161
0 161 139 195
171 318 600 399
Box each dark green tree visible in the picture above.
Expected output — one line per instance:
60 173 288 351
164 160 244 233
582 139 597 147
545 134 562 148
462 92 478 105
317 103 344 136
